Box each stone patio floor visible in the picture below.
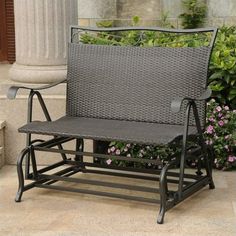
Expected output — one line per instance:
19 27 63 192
0 165 236 236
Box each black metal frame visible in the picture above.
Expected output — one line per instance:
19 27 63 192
8 26 218 224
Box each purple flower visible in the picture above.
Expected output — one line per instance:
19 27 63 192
206 125 214 134
106 159 112 165
218 120 224 126
218 113 223 118
216 106 222 112
228 156 236 163
115 149 121 155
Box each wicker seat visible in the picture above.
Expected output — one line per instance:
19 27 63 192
19 116 197 145
8 26 218 224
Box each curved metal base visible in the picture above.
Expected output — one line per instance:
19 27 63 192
15 148 30 202
13 136 215 225
157 161 176 224
209 181 215 189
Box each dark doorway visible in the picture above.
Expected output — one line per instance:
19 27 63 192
0 0 15 63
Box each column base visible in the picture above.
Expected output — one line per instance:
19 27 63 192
9 63 67 84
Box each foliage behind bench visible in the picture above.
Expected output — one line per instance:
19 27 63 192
81 19 236 170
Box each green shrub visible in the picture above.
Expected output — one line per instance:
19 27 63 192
179 0 207 29
209 26 236 109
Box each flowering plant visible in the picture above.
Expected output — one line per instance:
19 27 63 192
103 100 236 171
105 141 179 169
205 99 236 170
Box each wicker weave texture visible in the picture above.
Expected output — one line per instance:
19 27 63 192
18 116 197 145
66 43 211 125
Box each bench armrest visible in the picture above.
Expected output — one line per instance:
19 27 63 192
171 88 212 113
7 78 67 99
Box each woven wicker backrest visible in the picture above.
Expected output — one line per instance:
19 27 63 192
66 43 211 126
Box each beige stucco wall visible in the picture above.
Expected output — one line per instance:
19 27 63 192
78 0 236 27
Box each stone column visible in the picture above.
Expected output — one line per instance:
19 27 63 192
10 0 78 83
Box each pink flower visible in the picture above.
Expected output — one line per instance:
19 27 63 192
106 159 112 165
233 110 236 113
228 156 236 163
218 113 223 118
218 120 224 126
206 125 214 134
224 106 229 111
126 143 131 148
124 147 128 152
209 117 215 122
110 146 116 152
107 148 111 154
138 153 143 158
224 145 229 151
127 153 131 158
205 140 213 145
225 135 229 140
115 149 121 155
216 106 222 112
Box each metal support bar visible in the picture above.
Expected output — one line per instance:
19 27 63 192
178 102 192 198
75 138 84 162
36 137 74 149
157 160 177 224
34 91 67 161
39 173 160 193
30 146 38 180
182 176 209 198
16 147 30 202
66 160 200 180
25 91 34 179
34 146 163 165
35 184 160 204
192 102 215 189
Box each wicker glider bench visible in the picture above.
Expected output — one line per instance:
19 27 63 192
8 26 218 224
